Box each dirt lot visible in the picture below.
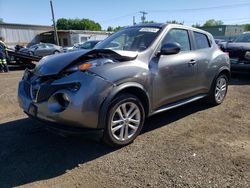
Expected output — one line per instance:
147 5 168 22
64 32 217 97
0 71 249 188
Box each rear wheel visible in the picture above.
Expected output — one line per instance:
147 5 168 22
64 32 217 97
102 94 145 147
208 74 228 105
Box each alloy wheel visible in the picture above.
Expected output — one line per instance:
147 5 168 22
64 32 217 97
110 102 141 141
215 77 227 103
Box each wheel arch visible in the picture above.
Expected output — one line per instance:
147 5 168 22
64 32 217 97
97 82 150 129
218 68 231 81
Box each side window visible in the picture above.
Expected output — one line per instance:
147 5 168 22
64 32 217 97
162 29 190 51
194 32 211 49
46 44 54 48
38 44 46 49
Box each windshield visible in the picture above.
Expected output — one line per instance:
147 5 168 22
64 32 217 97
79 41 99 49
96 27 161 52
29 44 38 50
234 33 250 43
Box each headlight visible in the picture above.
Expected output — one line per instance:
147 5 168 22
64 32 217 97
63 63 93 73
63 58 114 74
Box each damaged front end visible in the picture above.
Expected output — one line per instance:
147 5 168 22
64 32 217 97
18 49 137 129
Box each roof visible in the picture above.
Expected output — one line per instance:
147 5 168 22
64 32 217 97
0 22 53 29
130 23 167 28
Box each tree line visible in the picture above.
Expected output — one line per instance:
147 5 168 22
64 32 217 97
1 17 249 32
56 18 250 32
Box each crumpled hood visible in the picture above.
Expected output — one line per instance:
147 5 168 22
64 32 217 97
34 49 138 76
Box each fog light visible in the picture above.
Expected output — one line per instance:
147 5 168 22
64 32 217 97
48 93 71 113
55 93 70 108
62 93 70 103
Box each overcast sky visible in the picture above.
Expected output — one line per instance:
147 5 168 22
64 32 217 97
0 0 249 29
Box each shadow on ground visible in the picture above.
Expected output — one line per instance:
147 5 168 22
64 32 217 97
230 72 250 85
0 99 211 187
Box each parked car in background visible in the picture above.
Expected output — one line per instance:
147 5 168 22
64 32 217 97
18 24 230 147
215 39 226 45
19 43 63 57
221 32 250 72
63 40 101 53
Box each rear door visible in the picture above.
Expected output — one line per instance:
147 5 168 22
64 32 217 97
152 28 200 109
191 31 214 92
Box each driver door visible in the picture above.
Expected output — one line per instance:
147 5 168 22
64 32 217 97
152 28 199 109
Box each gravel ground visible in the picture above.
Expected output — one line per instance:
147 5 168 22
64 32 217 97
0 71 249 188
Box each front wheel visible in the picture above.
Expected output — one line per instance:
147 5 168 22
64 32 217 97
102 94 145 147
208 74 228 105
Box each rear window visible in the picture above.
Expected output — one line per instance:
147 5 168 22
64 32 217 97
194 32 211 49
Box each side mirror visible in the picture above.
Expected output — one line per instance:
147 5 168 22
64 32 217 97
159 42 181 56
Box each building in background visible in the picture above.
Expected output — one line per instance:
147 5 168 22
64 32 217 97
0 23 112 48
199 25 244 40
40 30 112 47
0 23 53 48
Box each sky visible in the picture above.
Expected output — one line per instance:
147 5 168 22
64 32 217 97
0 0 249 29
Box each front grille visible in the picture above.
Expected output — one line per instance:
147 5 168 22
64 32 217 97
36 83 77 102
23 71 79 103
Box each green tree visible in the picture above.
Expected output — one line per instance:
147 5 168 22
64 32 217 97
113 26 126 32
56 18 68 30
107 26 113 32
244 24 250 31
166 20 184 25
203 19 223 27
0 18 4 23
56 18 101 31
192 23 201 28
143 20 155 24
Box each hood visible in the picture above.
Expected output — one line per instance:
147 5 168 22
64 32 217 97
226 42 250 50
34 49 138 76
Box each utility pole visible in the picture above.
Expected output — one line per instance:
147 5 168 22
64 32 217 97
140 11 148 23
50 0 59 45
133 16 136 25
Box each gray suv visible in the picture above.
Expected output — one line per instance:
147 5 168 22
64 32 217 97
18 24 230 146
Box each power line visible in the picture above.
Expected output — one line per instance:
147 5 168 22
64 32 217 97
146 2 250 13
99 12 138 23
98 3 250 25
185 17 250 24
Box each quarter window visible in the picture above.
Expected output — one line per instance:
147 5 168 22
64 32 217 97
194 32 210 49
162 29 191 51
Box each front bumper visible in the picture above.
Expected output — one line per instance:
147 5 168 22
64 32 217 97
18 70 114 129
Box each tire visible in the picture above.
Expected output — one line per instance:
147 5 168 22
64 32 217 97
208 74 228 105
53 50 60 54
102 94 145 147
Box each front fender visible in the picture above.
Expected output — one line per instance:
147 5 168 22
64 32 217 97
97 82 150 129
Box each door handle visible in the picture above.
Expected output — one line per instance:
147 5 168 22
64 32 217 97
188 59 197 66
